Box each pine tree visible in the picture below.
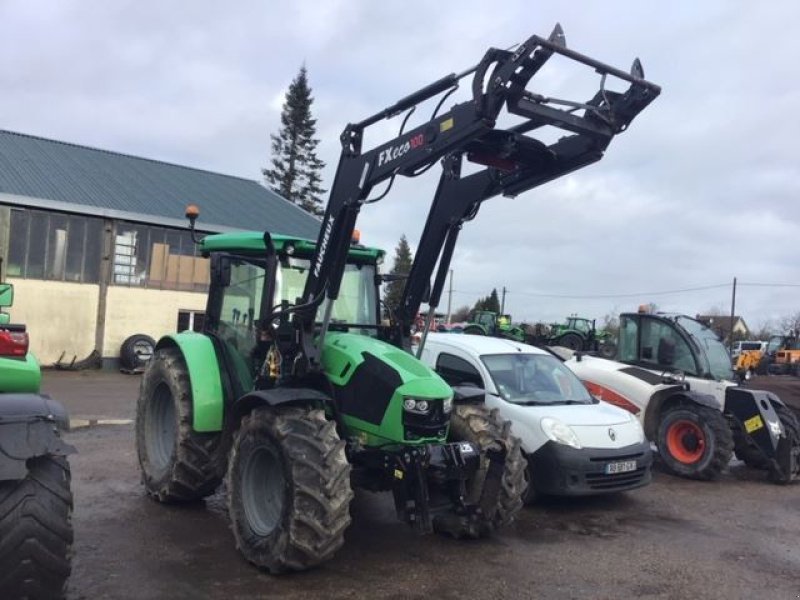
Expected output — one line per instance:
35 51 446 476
263 66 326 216
472 288 500 313
384 235 414 314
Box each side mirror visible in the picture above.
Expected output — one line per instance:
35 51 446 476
0 283 14 308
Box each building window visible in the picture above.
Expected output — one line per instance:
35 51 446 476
112 221 209 291
6 208 103 283
177 310 206 333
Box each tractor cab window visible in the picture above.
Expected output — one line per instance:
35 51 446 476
473 312 496 330
618 317 639 363
676 317 734 381
570 318 592 334
275 258 378 333
435 353 484 388
207 257 266 387
639 318 697 375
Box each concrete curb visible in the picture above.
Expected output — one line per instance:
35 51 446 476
70 418 133 430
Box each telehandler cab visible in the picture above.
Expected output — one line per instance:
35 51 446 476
136 24 659 573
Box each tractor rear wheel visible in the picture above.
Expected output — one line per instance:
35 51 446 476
557 333 584 351
0 456 73 600
437 404 526 537
463 325 486 336
136 347 226 502
656 404 733 480
227 406 353 573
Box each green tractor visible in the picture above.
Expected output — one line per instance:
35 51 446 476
0 280 74 599
135 24 657 573
462 310 527 342
136 228 526 573
548 316 613 354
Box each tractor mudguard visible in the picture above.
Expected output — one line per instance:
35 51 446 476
232 388 332 423
0 394 76 481
643 387 720 440
451 384 485 404
156 333 224 432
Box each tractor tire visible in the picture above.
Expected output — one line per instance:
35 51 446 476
463 325 486 336
755 355 770 376
599 343 617 359
227 406 353 573
768 405 800 484
437 404 526 537
136 347 226 502
0 456 73 600
557 333 584 351
656 404 733 480
120 333 156 371
521 456 538 506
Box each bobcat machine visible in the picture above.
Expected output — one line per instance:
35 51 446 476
0 278 74 599
135 24 659 573
564 307 800 483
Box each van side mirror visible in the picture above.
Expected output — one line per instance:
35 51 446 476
0 283 14 308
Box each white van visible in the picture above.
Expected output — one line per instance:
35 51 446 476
419 333 652 501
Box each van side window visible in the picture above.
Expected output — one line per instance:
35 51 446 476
435 353 484 387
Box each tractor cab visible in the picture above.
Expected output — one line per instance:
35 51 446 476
566 317 593 335
618 311 734 382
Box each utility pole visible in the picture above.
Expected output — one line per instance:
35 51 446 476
501 286 507 315
446 269 453 324
729 276 737 355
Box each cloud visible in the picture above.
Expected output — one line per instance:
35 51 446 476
0 0 798 328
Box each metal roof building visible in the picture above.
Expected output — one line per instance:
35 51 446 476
0 129 320 237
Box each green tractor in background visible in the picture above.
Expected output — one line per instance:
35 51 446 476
547 315 614 355
0 279 74 599
462 310 527 342
136 228 526 573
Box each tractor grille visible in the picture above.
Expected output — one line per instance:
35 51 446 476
585 467 649 491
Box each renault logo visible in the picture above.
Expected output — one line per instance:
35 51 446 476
608 428 617 441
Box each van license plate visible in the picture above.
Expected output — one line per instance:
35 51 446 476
605 460 637 475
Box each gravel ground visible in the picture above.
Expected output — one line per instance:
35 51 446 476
40 370 800 600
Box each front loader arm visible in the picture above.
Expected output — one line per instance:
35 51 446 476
289 23 659 373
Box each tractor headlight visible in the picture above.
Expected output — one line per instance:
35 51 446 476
540 417 582 449
403 397 432 415
442 396 453 414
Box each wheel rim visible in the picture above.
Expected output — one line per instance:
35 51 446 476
666 419 706 464
147 382 177 472
241 445 285 537
134 340 154 362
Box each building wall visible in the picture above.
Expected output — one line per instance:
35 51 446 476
7 278 99 364
103 286 207 358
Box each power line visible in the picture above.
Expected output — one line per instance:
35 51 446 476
738 282 800 288
452 283 731 300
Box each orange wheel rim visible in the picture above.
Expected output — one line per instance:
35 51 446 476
666 420 706 464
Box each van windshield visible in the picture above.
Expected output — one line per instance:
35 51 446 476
480 353 594 405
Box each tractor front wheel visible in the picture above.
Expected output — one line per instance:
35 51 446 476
136 347 226 502
227 406 353 573
656 404 733 480
437 404 527 537
768 405 800 484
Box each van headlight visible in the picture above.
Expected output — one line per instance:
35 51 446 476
540 417 582 449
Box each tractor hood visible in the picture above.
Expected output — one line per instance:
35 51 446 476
322 332 453 399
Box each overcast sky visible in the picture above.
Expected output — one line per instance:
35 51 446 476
1 1 798 331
